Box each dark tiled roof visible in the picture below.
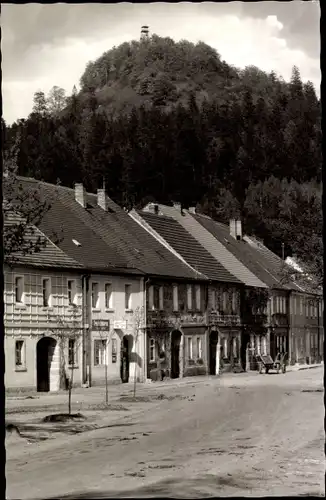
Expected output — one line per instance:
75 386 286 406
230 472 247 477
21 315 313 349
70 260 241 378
16 177 200 280
137 211 241 284
4 213 83 270
193 214 303 291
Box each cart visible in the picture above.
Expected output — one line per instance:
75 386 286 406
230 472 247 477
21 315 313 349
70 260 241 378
256 352 287 374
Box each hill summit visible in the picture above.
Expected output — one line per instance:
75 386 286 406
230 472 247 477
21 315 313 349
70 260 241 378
78 34 280 115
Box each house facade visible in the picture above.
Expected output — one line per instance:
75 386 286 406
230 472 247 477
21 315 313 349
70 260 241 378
4 258 84 393
289 291 323 365
130 206 244 376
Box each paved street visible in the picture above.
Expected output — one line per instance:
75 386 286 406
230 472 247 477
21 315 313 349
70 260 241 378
6 368 324 499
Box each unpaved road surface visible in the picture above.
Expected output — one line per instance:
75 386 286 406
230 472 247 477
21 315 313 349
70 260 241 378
6 368 325 498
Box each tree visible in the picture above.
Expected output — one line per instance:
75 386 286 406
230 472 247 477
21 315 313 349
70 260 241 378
3 133 50 263
32 90 48 116
131 306 145 397
47 86 67 115
49 305 82 415
92 319 114 405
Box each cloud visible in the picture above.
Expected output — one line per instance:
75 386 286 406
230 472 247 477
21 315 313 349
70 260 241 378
2 2 320 124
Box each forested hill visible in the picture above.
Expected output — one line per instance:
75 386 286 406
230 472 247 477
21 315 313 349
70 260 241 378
78 35 285 115
2 35 322 280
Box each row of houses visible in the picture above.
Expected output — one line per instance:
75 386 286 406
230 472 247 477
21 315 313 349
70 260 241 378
4 177 324 392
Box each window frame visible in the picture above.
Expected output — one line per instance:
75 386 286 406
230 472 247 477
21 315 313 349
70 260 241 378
148 285 154 310
187 284 193 311
15 339 26 370
42 277 52 308
232 290 237 314
14 276 25 304
94 338 107 366
187 337 193 360
125 284 132 310
173 284 179 312
91 282 100 309
105 282 113 309
196 337 202 359
149 338 156 362
195 285 201 311
159 285 164 311
67 279 76 306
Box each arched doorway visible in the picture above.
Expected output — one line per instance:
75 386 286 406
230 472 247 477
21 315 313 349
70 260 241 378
120 335 131 383
36 337 57 392
171 330 182 379
209 330 219 375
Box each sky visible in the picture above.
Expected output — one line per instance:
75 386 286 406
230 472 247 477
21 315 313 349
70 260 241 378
2 1 320 125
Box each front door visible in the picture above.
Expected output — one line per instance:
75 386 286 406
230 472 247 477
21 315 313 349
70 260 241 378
209 331 219 375
171 330 182 378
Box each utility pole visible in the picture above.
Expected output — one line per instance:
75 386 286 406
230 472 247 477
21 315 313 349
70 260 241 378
281 242 285 261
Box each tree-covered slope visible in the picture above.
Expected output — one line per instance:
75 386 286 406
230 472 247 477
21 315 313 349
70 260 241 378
78 35 288 115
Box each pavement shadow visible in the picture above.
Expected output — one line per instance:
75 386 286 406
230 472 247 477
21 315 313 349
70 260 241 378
43 473 256 499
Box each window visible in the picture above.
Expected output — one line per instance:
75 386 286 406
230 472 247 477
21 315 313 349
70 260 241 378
187 337 193 359
68 339 77 366
187 285 193 310
211 289 216 310
112 338 117 363
153 286 160 310
233 337 238 357
91 283 99 309
232 291 237 314
94 339 107 366
15 340 25 367
223 338 228 358
196 337 202 359
148 286 154 309
262 337 267 356
173 285 178 311
15 277 24 303
293 296 297 315
105 283 113 309
195 285 201 310
222 291 228 313
300 297 304 315
159 286 164 310
42 278 51 307
125 284 132 309
149 338 155 362
67 280 76 305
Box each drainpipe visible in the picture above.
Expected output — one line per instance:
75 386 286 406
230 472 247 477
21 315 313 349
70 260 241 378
81 274 90 385
143 277 150 381
317 296 320 363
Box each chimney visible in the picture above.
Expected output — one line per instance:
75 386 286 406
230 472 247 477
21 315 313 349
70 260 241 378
173 202 181 213
143 203 159 214
75 183 86 208
97 188 107 211
230 219 242 240
189 206 196 214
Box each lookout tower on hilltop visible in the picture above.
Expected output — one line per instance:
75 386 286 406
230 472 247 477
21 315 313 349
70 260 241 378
141 25 150 40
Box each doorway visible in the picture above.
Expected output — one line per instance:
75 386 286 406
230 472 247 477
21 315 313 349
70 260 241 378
171 330 182 378
36 337 57 392
120 335 130 383
241 332 250 371
209 331 219 375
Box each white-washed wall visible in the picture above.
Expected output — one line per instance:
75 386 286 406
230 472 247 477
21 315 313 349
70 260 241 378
89 275 145 384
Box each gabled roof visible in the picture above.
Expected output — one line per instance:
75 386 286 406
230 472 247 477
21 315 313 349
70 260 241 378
15 177 202 280
4 212 83 270
153 205 267 289
136 210 241 284
193 213 305 292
